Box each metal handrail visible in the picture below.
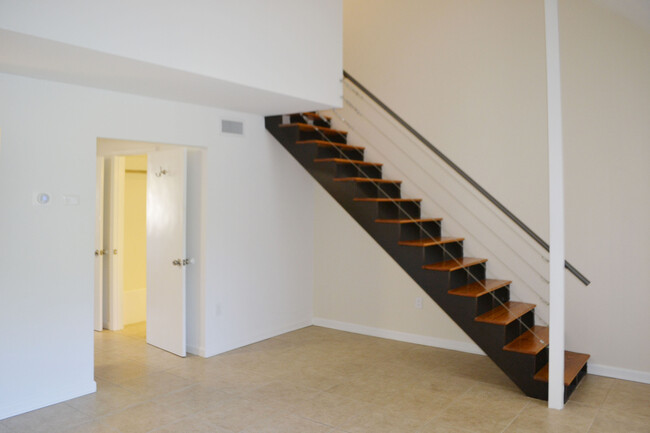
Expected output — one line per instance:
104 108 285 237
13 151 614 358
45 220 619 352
342 70 590 286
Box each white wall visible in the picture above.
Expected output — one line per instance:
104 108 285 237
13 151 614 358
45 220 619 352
316 85 553 348
0 0 343 108
123 288 147 325
313 187 479 354
0 73 315 419
343 0 549 238
561 0 650 380
311 0 650 381
201 105 316 356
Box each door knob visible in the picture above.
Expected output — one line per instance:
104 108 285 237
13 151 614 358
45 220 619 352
94 249 107 256
172 259 182 266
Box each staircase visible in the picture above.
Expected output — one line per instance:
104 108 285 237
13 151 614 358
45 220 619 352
266 112 590 402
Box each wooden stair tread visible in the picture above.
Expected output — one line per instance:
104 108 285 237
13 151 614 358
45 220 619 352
375 218 442 224
296 140 364 151
475 301 536 325
423 257 487 271
301 112 332 121
354 197 422 202
448 279 512 298
503 326 549 355
279 123 347 135
314 158 382 166
534 351 590 385
399 237 464 247
334 177 402 184
314 158 384 167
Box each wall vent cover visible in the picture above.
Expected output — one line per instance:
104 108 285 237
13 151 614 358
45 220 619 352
221 119 244 135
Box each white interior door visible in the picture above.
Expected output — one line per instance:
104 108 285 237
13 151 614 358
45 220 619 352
103 156 125 331
147 148 187 357
94 156 105 331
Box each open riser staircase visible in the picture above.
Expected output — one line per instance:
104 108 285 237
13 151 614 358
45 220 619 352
266 112 589 402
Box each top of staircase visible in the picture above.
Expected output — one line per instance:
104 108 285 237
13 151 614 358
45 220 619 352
354 197 421 202
279 123 347 136
376 218 443 224
301 112 332 121
334 177 401 184
314 158 381 166
296 140 364 151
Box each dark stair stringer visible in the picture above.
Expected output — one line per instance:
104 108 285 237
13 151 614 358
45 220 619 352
265 113 589 402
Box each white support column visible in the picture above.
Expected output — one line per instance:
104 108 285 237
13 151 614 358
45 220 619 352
544 0 565 410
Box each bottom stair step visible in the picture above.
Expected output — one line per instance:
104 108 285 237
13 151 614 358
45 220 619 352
534 351 590 385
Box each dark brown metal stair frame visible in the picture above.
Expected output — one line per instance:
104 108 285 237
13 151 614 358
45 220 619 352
265 113 588 402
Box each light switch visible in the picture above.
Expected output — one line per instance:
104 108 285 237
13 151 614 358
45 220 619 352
63 194 80 206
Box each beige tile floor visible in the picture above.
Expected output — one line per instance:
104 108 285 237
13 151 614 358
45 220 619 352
1 324 649 433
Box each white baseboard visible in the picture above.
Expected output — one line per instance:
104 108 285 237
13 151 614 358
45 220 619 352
0 380 96 421
313 318 650 384
589 363 650 384
312 317 485 355
202 319 312 358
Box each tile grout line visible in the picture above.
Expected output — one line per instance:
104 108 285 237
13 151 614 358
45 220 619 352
498 396 532 433
8 326 648 433
414 382 477 432
584 380 615 433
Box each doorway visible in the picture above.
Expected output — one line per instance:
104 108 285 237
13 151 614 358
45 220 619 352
94 138 205 358
123 155 148 327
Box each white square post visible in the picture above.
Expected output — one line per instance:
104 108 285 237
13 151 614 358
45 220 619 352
544 0 566 410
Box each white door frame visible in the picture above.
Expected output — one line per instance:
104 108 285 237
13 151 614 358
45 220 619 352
94 156 105 331
102 156 125 331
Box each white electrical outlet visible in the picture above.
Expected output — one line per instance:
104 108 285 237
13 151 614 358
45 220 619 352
415 297 423 309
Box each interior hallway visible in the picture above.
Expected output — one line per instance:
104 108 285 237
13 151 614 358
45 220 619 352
1 325 648 433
